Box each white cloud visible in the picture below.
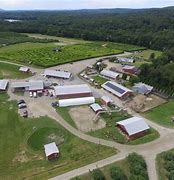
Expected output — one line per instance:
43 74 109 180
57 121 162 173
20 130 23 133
0 0 174 10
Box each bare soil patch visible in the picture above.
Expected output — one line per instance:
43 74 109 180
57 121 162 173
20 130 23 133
69 106 106 132
129 94 167 112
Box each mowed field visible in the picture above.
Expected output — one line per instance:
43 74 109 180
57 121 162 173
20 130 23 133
0 61 32 79
0 94 116 179
0 34 145 67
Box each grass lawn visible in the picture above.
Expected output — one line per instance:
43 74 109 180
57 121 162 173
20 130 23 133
0 93 116 180
0 61 32 79
143 100 174 128
137 49 162 60
0 40 145 67
57 107 77 128
93 75 108 86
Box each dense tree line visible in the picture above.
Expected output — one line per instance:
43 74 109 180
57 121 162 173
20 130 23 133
139 48 174 96
0 7 174 50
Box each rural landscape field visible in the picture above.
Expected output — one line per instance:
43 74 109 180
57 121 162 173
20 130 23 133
1 2 174 180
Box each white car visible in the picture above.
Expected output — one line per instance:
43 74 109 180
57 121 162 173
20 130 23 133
29 92 33 97
33 92 37 98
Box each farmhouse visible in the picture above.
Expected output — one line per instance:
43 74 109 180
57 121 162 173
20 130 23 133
101 96 113 106
0 80 9 91
43 69 72 79
116 117 150 140
102 81 133 99
44 142 59 161
59 97 95 107
90 103 103 113
11 80 44 92
19 67 30 73
54 84 92 99
123 65 137 75
100 69 119 80
132 82 153 95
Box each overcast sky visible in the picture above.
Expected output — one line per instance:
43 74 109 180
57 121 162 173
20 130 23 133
0 0 174 10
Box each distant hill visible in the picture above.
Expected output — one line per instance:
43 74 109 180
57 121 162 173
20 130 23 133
0 9 4 11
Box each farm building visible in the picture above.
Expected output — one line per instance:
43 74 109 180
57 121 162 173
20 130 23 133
100 69 119 80
132 82 153 95
118 58 134 63
19 67 30 73
101 96 113 106
43 69 72 79
59 97 95 107
54 84 93 99
44 142 59 161
0 80 9 91
90 103 103 113
102 81 133 99
123 65 137 75
11 80 44 92
116 117 150 140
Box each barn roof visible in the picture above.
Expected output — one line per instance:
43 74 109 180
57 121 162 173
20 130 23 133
101 96 113 104
44 69 72 79
54 84 92 96
102 81 132 98
90 103 103 112
28 80 44 91
117 117 150 136
44 142 59 157
0 80 9 90
100 69 119 79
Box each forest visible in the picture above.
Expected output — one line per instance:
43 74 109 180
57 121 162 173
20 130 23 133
139 48 174 96
0 7 174 50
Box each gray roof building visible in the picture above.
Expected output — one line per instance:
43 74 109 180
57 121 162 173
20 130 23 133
132 82 153 95
0 80 9 90
44 69 72 79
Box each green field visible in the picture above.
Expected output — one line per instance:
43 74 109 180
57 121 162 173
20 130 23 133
136 49 162 60
0 94 116 180
0 61 32 79
93 75 108 86
144 101 174 128
0 38 145 67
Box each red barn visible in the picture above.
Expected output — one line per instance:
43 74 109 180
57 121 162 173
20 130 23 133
123 65 137 75
116 117 150 140
44 142 59 160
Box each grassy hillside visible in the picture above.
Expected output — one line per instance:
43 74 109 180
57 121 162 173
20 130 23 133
0 94 116 179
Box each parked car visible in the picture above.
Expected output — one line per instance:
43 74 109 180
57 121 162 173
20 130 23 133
51 101 59 107
33 92 37 98
17 99 25 105
29 92 33 97
22 110 28 118
18 103 27 109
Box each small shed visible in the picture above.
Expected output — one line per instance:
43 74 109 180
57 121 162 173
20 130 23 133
44 142 59 160
19 67 30 73
101 96 113 106
0 80 9 91
90 103 103 113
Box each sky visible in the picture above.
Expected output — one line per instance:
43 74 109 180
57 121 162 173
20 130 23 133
0 0 174 10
